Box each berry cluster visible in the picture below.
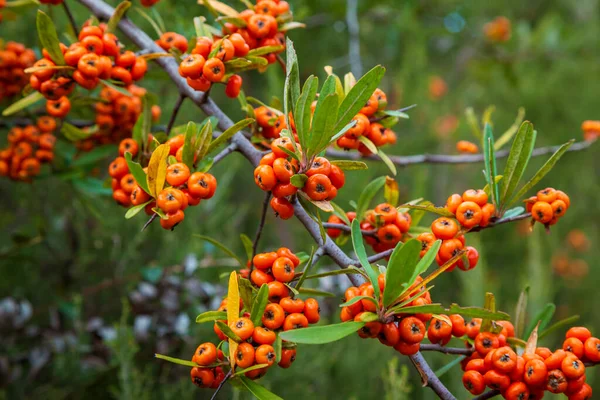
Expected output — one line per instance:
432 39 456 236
0 117 57 181
524 187 570 226
446 189 497 230
341 275 472 355
456 140 479 154
31 25 148 109
461 325 596 399
484 16 512 43
108 137 218 230
581 120 599 142
253 106 287 139
0 41 36 102
255 138 345 219
335 88 398 154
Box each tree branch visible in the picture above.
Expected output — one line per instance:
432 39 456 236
410 352 457 400
322 222 377 236
472 390 500 400
326 138 595 167
419 344 474 356
62 0 80 37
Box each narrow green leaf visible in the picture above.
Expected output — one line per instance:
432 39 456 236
377 149 397 176
155 354 198 368
465 107 482 140
240 234 253 263
294 75 318 149
99 79 133 97
193 234 245 267
215 321 242 342
308 92 339 157
106 1 131 33
182 121 198 169
1 91 44 116
294 246 316 291
297 288 336 297
330 201 351 225
329 120 357 143
290 174 307 188
494 107 526 150
480 293 497 333
503 206 525 219
500 121 536 207
514 286 529 339
356 176 386 220
435 356 466 378
195 119 214 161
402 203 455 218
400 240 441 296
233 363 270 377
36 10 66 65
539 315 580 340
196 311 227 323
523 303 556 340
125 201 152 219
238 278 256 313
278 322 364 344
330 160 368 171
246 45 284 57
358 136 378 154
383 239 422 307
239 376 283 400
125 152 150 194
134 6 164 37
207 118 254 154
61 123 92 142
391 303 510 320
283 38 300 143
339 295 377 308
301 268 364 281
274 334 282 363
483 123 500 207
332 65 385 135
351 219 380 301
509 140 575 207
249 284 269 327
383 109 410 119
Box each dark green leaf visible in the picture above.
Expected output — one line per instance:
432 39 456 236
523 303 556 340
71 145 118 167
215 321 242 342
238 278 256 313
195 119 214 161
339 295 377 308
207 118 254 154
483 123 500 207
283 38 300 138
36 11 66 65
278 322 364 344
308 92 339 157
356 176 386 220
351 219 380 301
125 201 152 219
249 284 269 327
331 160 368 170
294 246 317 291
383 239 422 307
402 239 441 294
297 288 336 297
500 121 536 208
435 356 466 378
125 152 150 194
73 177 112 196
239 376 283 400
196 311 227 323
182 121 198 169
294 75 318 149
1 92 44 116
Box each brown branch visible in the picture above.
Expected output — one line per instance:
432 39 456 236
326 138 595 167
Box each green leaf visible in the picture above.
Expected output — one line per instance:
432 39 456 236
182 121 198 169
465 107 482 140
215 320 242 342
196 311 227 323
294 246 317 291
391 303 510 320
523 303 556 340
294 75 318 150
246 45 284 57
238 278 255 313
62 123 92 141
377 149 397 176
330 160 368 171
383 177 399 207
134 6 164 37
308 92 339 158
514 286 529 339
155 353 198 368
106 1 131 33
383 109 410 119
193 234 245 268
480 292 497 333
146 144 170 198
274 334 282 363
195 119 214 161
402 202 455 218
240 234 253 263
278 322 364 344
249 284 269 327
1 92 44 116
301 268 365 281
339 295 377 308
508 140 575 207
539 315 580 340
151 207 168 220
233 363 270 377
207 118 254 154
297 288 336 297
99 79 133 97
503 206 525 219
239 376 283 400
494 107 526 150
278 21 306 31
125 201 152 219
351 219 380 301
435 356 466 378
125 152 150 194
196 157 214 173
483 123 500 207
330 201 351 225
356 176 386 220
36 11 66 65
358 136 378 154
290 174 307 188
383 239 422 307
500 121 536 208
332 65 385 136
401 239 441 294
329 120 357 143
283 38 300 142
216 15 247 28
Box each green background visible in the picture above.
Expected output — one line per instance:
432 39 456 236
1 0 598 399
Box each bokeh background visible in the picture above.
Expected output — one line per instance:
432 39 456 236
1 0 599 399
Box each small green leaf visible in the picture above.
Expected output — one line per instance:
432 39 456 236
330 160 368 171
239 376 283 400
155 353 198 368
240 234 253 263
339 295 377 308
383 109 410 119
483 124 500 208
351 219 380 301
274 334 282 363
233 363 270 377
196 157 214 173
290 174 308 188
195 119 214 161
193 234 245 268
523 303 556 340
297 288 336 297
125 152 150 194
250 284 269 327
134 6 164 37
377 149 397 176
152 207 168 220
1 91 44 116
182 121 198 169
207 118 254 154
508 140 575 207
330 201 351 225
283 38 300 143
216 320 242 342
301 268 365 281
125 201 152 219
99 79 133 97
36 10 66 65
294 246 317 291
308 92 339 158
238 278 255 313
539 315 580 340
278 322 365 344
480 293 497 333
356 176 386 220
500 121 536 208
294 75 318 150
196 311 227 323
106 1 131 33
358 136 378 154
400 240 441 296
383 239 422 307
514 286 529 339
435 355 466 378
62 123 92 141
278 21 306 31
391 303 510 320
503 206 525 219
246 45 284 57
402 202 455 218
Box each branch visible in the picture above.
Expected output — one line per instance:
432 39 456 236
210 369 233 400
419 344 474 356
472 390 500 400
410 352 457 400
252 191 272 260
321 222 377 236
212 143 238 165
326 139 595 167
62 1 80 37
469 212 531 232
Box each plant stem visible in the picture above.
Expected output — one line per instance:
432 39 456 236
62 0 79 37
165 94 186 136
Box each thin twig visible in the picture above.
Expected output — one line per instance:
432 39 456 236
210 369 233 400
419 344 474 356
252 192 272 261
326 139 596 167
142 214 157 231
410 352 457 400
469 212 531 232
62 1 80 37
322 222 377 236
472 390 500 400
165 94 186 136
212 143 238 165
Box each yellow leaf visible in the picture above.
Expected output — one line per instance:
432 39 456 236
146 144 170 198
384 177 399 206
199 0 240 17
227 271 240 367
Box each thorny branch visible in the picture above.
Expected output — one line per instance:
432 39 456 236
70 2 598 398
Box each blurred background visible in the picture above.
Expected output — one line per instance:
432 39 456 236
1 0 599 399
